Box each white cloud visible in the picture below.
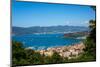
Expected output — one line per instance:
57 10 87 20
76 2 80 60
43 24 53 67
84 20 89 24
66 21 70 25
82 20 89 27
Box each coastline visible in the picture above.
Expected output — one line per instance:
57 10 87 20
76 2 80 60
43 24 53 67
36 42 85 59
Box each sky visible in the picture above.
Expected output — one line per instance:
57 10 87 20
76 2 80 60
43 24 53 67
12 0 96 27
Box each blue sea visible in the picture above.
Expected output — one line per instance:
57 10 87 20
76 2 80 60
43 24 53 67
12 34 82 50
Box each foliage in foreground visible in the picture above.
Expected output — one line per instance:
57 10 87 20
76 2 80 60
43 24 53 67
12 41 95 67
12 41 63 66
83 6 96 60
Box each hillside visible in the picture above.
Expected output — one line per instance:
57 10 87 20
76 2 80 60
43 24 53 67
12 25 89 35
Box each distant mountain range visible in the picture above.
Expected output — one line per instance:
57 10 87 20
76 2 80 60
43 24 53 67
12 25 89 35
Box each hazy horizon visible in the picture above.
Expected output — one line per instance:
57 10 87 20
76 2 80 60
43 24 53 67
12 24 89 28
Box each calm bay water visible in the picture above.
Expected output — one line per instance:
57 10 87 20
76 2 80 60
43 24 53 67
12 34 82 50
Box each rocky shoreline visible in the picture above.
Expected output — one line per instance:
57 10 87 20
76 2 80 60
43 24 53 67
36 42 85 59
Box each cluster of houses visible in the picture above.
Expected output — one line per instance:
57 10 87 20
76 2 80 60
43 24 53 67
38 42 85 59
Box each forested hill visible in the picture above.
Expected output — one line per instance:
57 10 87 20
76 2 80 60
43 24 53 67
12 25 89 35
